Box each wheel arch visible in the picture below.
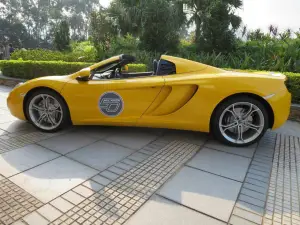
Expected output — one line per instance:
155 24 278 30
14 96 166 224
209 92 274 131
23 86 71 123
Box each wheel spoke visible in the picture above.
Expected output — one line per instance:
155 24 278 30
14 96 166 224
222 122 239 132
31 104 45 112
243 122 263 132
226 109 238 120
237 125 244 142
36 113 47 125
243 105 259 120
47 114 57 126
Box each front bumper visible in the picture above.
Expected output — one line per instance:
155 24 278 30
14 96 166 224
268 89 291 130
7 90 26 121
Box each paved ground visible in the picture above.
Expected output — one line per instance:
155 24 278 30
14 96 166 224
1 85 300 225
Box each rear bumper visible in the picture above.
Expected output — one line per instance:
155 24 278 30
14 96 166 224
268 89 291 130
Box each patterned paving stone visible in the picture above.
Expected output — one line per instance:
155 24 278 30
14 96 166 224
262 134 300 225
0 130 66 154
49 140 199 225
0 178 43 225
229 132 277 225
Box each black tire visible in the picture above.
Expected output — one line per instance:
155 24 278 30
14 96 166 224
25 89 71 132
211 96 269 147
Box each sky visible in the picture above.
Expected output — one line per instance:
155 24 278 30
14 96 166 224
100 0 300 33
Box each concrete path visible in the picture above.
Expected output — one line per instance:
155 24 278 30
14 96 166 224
0 85 300 225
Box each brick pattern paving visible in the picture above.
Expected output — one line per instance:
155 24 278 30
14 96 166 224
49 141 199 225
0 130 65 153
263 134 300 225
229 132 277 225
12 136 172 225
0 179 43 225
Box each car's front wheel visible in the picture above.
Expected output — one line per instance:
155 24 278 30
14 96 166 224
211 96 269 147
25 89 70 132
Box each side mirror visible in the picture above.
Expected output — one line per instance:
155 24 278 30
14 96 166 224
76 76 89 82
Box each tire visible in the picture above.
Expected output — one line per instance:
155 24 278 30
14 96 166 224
25 89 71 132
211 96 269 147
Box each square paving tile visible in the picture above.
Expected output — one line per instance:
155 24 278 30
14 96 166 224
163 130 208 146
10 157 98 203
66 140 135 170
187 148 251 182
0 144 59 177
0 128 8 136
38 131 97 154
72 126 114 140
105 130 157 150
158 167 242 222
0 108 17 124
0 120 34 133
205 140 256 158
125 195 225 225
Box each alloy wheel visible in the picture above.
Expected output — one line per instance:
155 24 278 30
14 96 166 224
218 102 265 144
28 94 63 131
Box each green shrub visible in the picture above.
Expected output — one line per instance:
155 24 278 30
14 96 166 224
0 60 92 79
11 49 97 62
0 60 146 79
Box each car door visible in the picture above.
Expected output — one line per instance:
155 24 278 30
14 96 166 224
61 75 165 126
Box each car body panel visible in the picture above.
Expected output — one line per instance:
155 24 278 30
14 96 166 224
7 75 72 120
61 75 165 126
7 55 291 133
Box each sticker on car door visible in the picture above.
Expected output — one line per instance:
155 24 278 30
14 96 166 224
98 92 124 117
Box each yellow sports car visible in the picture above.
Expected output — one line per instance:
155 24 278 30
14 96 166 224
7 54 291 146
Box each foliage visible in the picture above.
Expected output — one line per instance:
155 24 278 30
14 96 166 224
0 0 100 47
54 21 71 51
139 0 183 52
0 60 91 79
11 49 96 62
0 60 146 79
107 0 185 53
185 0 242 53
0 19 35 48
90 8 118 60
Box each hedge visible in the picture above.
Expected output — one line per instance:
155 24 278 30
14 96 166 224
0 60 147 79
11 49 97 62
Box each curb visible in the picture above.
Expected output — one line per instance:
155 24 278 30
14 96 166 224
1 76 300 123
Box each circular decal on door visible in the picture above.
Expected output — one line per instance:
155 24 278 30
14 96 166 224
98 92 124 117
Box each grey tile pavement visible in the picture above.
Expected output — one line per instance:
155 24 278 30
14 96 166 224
1 85 300 225
0 144 59 177
10 157 98 203
158 166 242 222
125 195 226 225
187 147 251 182
66 140 135 171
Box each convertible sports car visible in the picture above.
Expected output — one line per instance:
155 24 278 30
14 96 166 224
7 54 291 146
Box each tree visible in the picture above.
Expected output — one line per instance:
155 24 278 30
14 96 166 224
54 21 71 51
186 0 242 53
109 0 185 53
139 0 184 52
90 8 118 59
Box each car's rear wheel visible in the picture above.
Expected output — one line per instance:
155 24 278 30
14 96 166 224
25 89 70 132
211 96 269 147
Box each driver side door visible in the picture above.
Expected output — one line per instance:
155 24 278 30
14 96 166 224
61 76 165 126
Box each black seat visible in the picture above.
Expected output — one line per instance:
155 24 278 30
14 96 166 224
153 59 158 75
